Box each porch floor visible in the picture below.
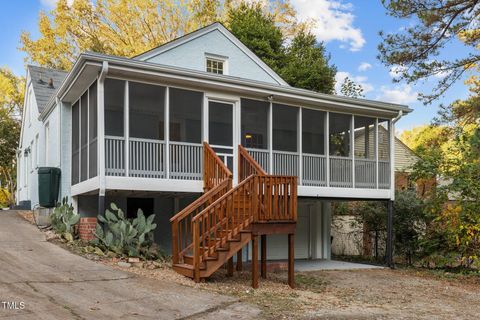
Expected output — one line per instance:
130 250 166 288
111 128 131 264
295 259 385 272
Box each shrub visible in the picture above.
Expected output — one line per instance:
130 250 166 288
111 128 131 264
393 190 426 265
50 197 80 241
93 203 157 258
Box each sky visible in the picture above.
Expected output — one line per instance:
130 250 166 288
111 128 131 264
0 0 471 134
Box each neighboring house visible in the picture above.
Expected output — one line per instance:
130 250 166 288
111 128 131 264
331 134 432 257
17 23 410 279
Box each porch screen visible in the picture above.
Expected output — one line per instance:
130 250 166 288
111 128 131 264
241 99 268 149
71 101 79 185
129 82 165 140
104 79 125 137
169 88 202 143
329 113 351 157
273 104 298 152
80 91 89 181
302 109 325 154
89 82 97 178
378 119 390 160
354 116 376 159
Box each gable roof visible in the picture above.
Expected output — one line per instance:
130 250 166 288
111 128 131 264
133 22 289 86
27 65 67 113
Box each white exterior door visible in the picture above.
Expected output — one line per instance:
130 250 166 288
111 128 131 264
207 99 237 177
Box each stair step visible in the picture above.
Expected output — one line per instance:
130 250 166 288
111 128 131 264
183 254 217 265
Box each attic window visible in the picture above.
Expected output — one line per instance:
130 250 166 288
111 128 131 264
206 57 226 75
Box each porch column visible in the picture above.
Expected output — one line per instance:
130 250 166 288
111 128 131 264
97 61 108 216
252 235 259 288
288 233 295 288
261 234 267 278
268 101 273 174
386 200 394 268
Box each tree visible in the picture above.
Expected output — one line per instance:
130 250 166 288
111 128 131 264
226 1 286 72
339 77 364 98
0 68 24 206
281 29 337 94
393 190 425 266
20 0 301 71
378 0 480 104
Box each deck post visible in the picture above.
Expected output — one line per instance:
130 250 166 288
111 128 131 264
236 249 243 271
252 235 259 288
261 234 267 278
288 233 295 288
386 200 394 268
227 257 234 277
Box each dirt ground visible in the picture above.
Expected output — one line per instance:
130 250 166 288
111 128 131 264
99 256 480 320
16 212 480 319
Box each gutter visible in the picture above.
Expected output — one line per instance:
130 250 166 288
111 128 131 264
392 110 403 124
40 52 413 119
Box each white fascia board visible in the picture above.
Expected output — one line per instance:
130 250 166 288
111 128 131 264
299 186 392 200
134 22 289 86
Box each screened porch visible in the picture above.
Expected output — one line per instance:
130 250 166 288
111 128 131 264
71 78 392 194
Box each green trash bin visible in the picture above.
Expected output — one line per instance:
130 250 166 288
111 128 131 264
38 167 61 208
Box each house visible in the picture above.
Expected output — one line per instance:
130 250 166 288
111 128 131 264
17 23 411 285
331 134 422 257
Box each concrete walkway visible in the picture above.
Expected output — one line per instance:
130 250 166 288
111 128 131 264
0 211 260 320
295 259 384 272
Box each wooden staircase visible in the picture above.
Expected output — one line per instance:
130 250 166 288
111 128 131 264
170 142 297 287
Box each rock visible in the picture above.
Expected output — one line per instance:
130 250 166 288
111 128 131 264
94 247 104 256
132 262 144 268
45 230 59 241
128 257 140 263
117 261 131 268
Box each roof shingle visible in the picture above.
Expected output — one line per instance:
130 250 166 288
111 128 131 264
27 65 67 113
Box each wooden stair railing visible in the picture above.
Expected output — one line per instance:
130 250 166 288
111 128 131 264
172 144 297 285
204 142 232 191
170 142 232 265
238 145 267 181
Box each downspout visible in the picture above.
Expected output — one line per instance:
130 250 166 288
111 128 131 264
98 61 109 216
386 110 403 268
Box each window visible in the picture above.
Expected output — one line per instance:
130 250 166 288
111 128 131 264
30 141 34 172
329 113 351 157
169 88 203 143
241 99 269 149
273 104 298 152
104 79 125 137
45 122 50 165
302 109 325 155
129 81 165 140
206 57 225 75
24 152 28 187
35 134 39 167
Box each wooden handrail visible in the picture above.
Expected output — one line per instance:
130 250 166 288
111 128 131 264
238 145 267 182
170 142 233 265
203 142 233 191
190 174 297 280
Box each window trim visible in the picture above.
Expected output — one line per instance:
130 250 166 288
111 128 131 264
205 54 228 75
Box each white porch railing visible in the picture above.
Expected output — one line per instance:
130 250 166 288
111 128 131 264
169 141 203 180
246 148 270 173
378 160 390 189
104 137 390 190
302 153 327 187
105 136 125 176
129 138 165 178
330 156 353 188
273 150 299 177
355 159 376 189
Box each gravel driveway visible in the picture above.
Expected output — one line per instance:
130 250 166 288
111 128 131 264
0 211 260 319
